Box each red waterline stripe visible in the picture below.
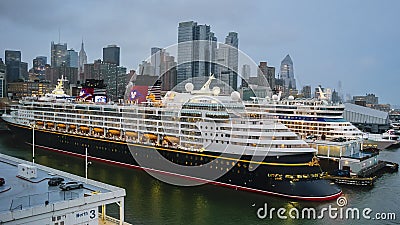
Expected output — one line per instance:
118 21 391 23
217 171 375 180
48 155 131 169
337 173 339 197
30 143 341 201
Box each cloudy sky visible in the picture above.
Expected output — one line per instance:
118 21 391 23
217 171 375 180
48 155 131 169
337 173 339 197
1 0 399 105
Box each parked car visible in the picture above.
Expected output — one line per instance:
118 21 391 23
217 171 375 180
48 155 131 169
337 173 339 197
0 177 5 186
48 177 64 186
59 181 84 191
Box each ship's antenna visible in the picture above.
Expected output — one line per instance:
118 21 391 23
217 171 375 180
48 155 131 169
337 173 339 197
58 28 61 43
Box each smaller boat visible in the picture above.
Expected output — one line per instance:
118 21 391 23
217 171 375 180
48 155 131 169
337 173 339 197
93 127 104 133
126 131 138 137
57 124 66 128
79 126 89 131
109 129 120 135
47 122 54 127
163 136 179 143
69 124 76 129
143 133 157 140
36 121 44 125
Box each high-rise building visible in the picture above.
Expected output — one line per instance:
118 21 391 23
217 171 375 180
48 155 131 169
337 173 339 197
78 40 87 75
301 85 312 98
67 49 78 68
20 62 28 80
148 47 177 90
103 45 120 66
223 32 238 90
258 62 275 91
51 42 67 67
5 50 21 82
177 21 217 89
241 64 250 87
151 47 162 77
0 58 6 98
280 54 296 90
33 56 47 79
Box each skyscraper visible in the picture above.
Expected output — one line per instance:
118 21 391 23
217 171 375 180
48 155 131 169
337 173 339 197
280 54 296 90
258 62 275 91
51 41 67 67
151 47 162 77
5 50 21 82
177 21 217 89
67 49 78 68
103 44 120 66
33 56 47 79
78 40 87 75
241 64 250 87
216 32 239 90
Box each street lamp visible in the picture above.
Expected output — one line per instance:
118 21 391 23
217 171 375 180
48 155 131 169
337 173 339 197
85 147 92 182
30 122 36 165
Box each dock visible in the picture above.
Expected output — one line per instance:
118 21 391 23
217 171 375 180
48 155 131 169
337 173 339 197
0 153 127 225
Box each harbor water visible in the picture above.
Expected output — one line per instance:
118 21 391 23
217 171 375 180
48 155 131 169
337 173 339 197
0 133 398 225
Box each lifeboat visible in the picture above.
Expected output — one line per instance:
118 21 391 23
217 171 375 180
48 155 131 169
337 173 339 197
109 129 120 135
163 136 179 143
79 126 89 131
69 124 76 129
36 121 44 125
93 128 104 133
126 131 138 137
47 122 54 127
143 133 157 140
57 124 66 128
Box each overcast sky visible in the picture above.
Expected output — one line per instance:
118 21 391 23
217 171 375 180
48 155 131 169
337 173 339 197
1 0 399 105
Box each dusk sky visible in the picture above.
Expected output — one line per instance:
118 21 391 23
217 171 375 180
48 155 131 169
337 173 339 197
1 0 399 105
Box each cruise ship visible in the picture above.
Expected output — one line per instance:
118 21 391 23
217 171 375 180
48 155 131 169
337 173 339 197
244 93 385 177
2 76 341 201
245 92 363 141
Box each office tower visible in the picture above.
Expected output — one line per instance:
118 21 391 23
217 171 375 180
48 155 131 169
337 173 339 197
67 49 78 68
258 62 275 91
5 50 21 82
78 40 87 74
223 32 238 90
20 62 28 80
33 56 47 79
103 45 120 66
280 54 296 90
151 47 162 77
0 58 6 98
51 42 67 67
241 64 250 87
177 21 217 89
301 85 312 98
148 47 177 91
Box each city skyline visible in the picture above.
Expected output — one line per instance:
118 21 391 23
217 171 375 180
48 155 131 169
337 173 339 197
0 0 399 105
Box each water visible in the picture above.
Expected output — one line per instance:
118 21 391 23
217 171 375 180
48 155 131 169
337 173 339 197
0 133 399 225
